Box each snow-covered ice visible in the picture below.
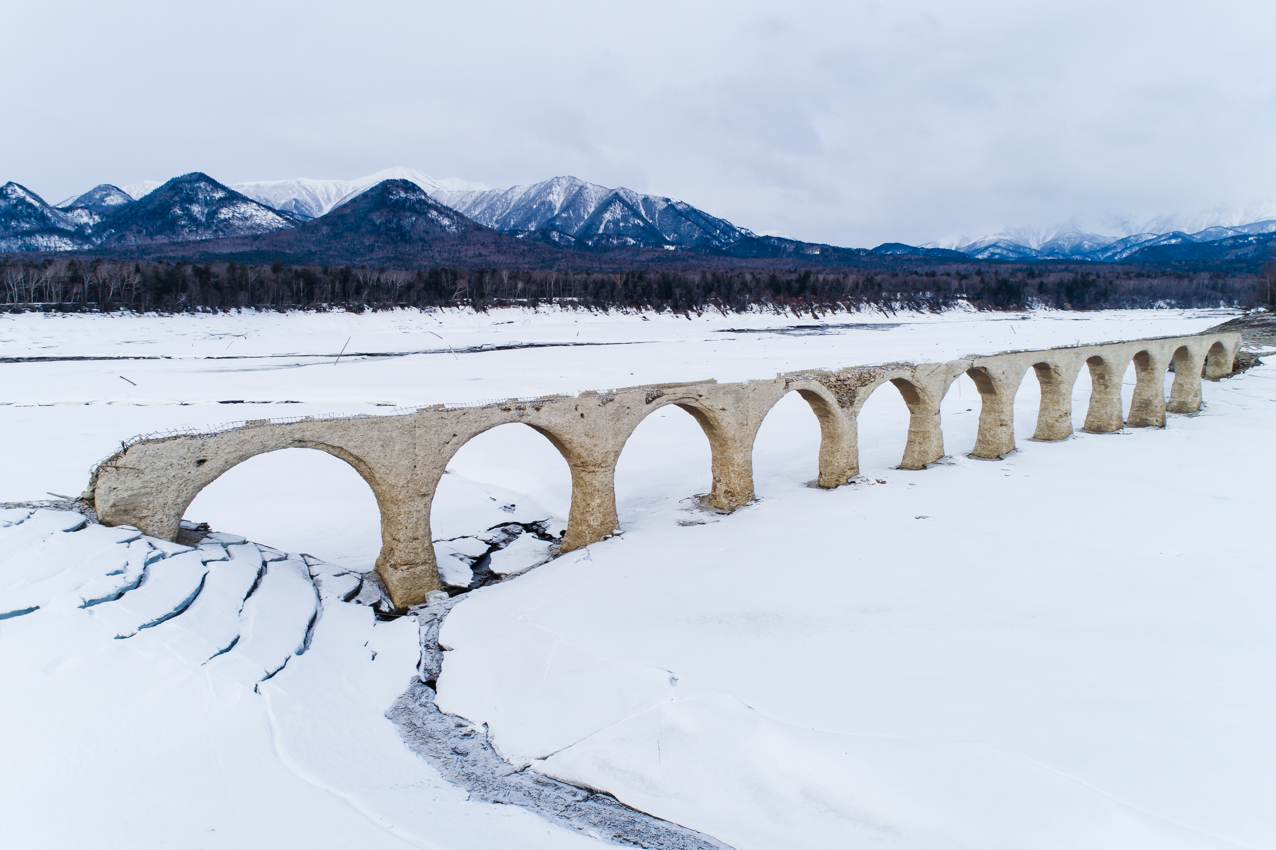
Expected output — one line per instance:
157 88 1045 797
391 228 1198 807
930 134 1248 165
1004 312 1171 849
1 306 1271 848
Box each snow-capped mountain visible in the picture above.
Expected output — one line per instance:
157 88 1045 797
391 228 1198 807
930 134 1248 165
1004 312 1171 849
241 179 563 267
92 173 298 246
122 180 163 200
434 176 753 250
57 184 136 213
233 167 489 220
944 215 1276 262
0 182 94 251
2 176 297 252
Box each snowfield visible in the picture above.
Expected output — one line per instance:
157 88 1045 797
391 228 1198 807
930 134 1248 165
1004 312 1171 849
0 306 1271 849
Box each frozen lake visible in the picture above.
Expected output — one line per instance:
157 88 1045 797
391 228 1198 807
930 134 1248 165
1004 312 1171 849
1 306 1272 849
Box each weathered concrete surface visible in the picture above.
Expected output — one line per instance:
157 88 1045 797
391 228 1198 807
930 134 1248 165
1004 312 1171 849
89 330 1240 608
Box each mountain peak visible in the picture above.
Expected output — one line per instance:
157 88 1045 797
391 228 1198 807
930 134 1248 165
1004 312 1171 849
233 167 489 220
434 175 752 251
58 184 136 213
92 172 297 247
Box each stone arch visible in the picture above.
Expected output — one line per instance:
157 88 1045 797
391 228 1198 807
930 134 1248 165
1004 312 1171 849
752 382 855 489
429 418 578 492
1126 349 1168 428
424 416 589 554
854 375 943 470
615 393 746 512
430 419 575 519
1083 353 1127 433
181 442 384 561
1167 344 1204 414
173 438 389 543
1203 339 1233 380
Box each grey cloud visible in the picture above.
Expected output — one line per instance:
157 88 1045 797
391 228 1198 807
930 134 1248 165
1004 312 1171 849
2 0 1274 248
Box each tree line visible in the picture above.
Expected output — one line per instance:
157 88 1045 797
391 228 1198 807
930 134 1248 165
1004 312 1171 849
1 255 1269 314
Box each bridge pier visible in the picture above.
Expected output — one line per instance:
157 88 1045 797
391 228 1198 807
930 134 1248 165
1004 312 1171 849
561 455 622 552
1031 357 1084 441
1126 349 1168 428
1167 345 1205 414
965 363 1021 459
1083 355 1126 433
894 370 949 469
375 496 442 603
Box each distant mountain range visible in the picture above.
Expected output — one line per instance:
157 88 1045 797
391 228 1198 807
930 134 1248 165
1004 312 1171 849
3 167 1274 267
946 220 1276 263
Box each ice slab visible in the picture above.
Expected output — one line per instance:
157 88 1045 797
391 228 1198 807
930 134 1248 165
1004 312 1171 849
75 538 152 608
90 550 209 638
0 518 138 616
488 532 554 576
210 557 318 684
136 543 265 664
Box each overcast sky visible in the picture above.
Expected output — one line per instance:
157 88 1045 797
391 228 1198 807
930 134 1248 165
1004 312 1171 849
5 0 1275 246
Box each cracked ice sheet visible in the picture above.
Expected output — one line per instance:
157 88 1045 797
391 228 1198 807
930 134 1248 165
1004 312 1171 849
437 361 1276 849
0 521 603 849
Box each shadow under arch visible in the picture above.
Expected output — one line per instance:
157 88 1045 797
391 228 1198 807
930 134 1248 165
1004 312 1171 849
181 441 387 568
750 384 847 493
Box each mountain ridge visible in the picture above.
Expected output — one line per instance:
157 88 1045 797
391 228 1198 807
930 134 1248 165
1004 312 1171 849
4 167 1274 268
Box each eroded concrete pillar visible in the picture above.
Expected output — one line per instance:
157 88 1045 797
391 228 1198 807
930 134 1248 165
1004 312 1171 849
374 495 441 605
1083 355 1126 433
1167 346 1205 414
894 371 948 469
560 455 621 552
1126 350 1167 428
966 364 1020 459
1031 358 1084 441
702 411 757 510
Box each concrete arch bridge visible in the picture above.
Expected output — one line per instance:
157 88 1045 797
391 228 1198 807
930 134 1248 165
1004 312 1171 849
90 330 1240 608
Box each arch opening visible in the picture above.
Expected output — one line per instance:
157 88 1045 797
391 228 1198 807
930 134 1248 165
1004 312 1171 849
1020 362 1050 439
614 401 714 526
1119 356 1138 413
751 389 825 497
938 371 984 454
855 380 914 472
431 422 573 591
182 446 383 571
